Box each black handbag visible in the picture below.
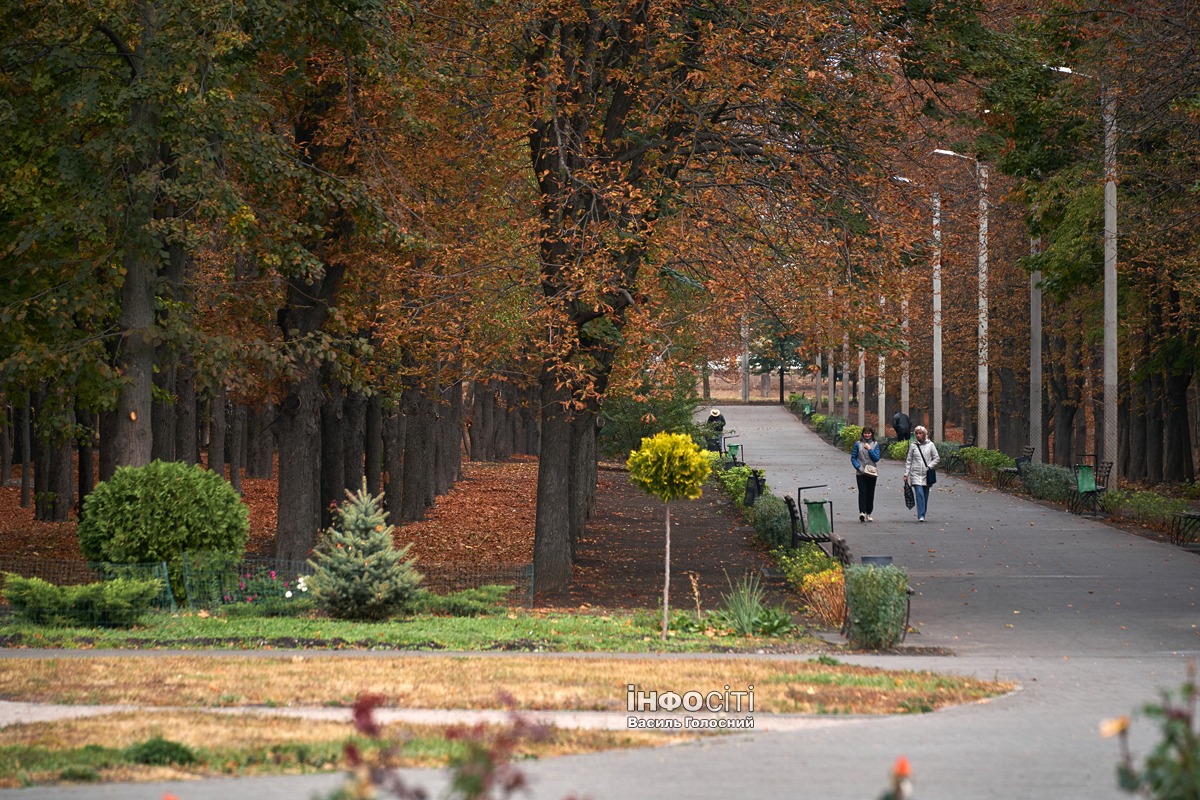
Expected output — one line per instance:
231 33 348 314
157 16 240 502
918 442 937 486
903 482 915 509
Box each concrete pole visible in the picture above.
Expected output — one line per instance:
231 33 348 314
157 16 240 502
1103 87 1119 484
857 349 866 428
901 284 910 416
977 163 990 450
878 297 886 431
932 192 943 442
1031 239 1043 463
815 351 823 412
826 349 834 416
841 335 851 421
740 312 750 403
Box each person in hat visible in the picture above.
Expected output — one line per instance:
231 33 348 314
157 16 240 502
704 408 726 451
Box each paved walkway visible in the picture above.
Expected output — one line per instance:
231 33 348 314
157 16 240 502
4 404 1200 799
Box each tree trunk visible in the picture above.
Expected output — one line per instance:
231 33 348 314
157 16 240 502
436 376 463 494
661 502 671 641
1 402 11 487
522 385 540 456
34 397 74 523
1147 371 1165 484
175 356 198 465
1051 403 1076 467
275 373 323 562
399 388 435 521
77 406 95 519
471 381 496 461
228 402 244 493
208 386 226 480
534 372 573 591
365 394 383 495
1165 370 1194 483
1126 378 1150 482
997 366 1025 456
383 407 406 517
20 392 32 507
151 356 176 462
320 381 346 526
567 410 595 561
246 404 276 478
343 390 366 493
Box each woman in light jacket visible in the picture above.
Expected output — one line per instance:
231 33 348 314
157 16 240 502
903 425 940 522
850 427 881 522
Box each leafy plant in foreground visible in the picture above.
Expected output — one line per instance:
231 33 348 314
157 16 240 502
1107 663 1200 799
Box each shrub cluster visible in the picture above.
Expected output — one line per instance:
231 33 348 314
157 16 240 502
77 460 249 599
1105 489 1189 528
801 568 846 630
598 378 701 458
844 564 909 650
416 585 513 617
773 544 839 591
750 494 791 548
713 464 754 509
839 424 863 451
2 573 164 628
957 446 1015 479
1019 462 1076 502
708 573 794 636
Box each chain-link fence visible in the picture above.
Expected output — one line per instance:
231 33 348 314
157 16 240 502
1 553 535 622
180 553 534 609
0 557 177 625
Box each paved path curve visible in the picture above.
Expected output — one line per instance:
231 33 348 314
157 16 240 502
5 405 1200 799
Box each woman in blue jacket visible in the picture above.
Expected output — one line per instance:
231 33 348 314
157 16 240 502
851 427 881 522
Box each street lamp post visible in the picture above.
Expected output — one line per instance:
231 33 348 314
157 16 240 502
1046 65 1118 482
1103 87 1118 481
893 174 926 434
932 191 944 442
935 148 989 449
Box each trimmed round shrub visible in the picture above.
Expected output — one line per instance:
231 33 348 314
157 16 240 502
844 563 909 650
78 460 249 565
888 440 910 460
750 494 791 548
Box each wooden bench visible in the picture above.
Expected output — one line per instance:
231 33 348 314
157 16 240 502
996 446 1035 490
1169 511 1200 546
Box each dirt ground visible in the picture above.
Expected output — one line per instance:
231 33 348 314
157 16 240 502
0 457 792 613
535 465 788 610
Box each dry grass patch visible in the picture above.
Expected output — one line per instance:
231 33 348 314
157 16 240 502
0 710 681 788
0 655 1011 715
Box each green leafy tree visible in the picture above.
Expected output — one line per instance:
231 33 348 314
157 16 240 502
626 432 710 640
306 483 423 621
77 460 249 565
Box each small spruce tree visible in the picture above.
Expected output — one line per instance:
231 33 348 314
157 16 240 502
306 483 423 621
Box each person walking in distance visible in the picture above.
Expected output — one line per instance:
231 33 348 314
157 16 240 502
904 425 940 522
851 426 881 522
